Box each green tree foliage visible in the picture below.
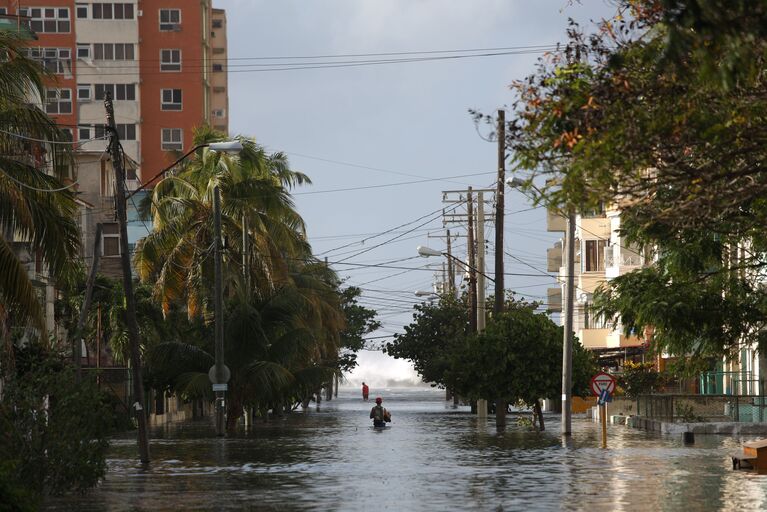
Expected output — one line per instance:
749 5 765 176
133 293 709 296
0 343 113 506
446 303 596 405
384 297 469 387
618 361 668 398
495 2 767 359
0 32 80 331
336 286 381 373
132 131 355 425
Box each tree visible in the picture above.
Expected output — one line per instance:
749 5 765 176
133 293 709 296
336 286 381 373
0 342 114 506
446 302 596 429
134 127 311 317
384 297 469 388
491 3 767 360
0 32 80 335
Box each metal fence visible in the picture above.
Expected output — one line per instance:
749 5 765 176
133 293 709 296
637 394 767 423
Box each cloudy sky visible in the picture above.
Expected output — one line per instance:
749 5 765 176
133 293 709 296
216 0 619 388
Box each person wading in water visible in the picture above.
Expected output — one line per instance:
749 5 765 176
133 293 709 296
369 397 391 428
362 382 369 401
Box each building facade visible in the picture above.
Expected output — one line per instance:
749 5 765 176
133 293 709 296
546 207 645 366
0 1 228 267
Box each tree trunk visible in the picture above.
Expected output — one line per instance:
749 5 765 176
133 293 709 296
226 400 243 431
495 398 507 428
534 399 545 431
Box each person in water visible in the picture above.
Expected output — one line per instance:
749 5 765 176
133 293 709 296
362 382 369 401
369 397 391 427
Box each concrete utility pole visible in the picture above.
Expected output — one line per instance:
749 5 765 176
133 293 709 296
561 209 576 435
494 110 507 427
104 92 150 463
467 188 477 334
476 191 488 420
213 185 228 436
73 223 102 383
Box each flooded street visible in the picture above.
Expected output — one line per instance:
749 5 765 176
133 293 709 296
46 388 767 511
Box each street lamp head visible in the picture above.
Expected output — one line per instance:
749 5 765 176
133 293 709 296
417 245 442 258
414 290 437 297
208 140 244 154
507 177 526 188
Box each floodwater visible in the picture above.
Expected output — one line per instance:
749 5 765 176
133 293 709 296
45 388 767 511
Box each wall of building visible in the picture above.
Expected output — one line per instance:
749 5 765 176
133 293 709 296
210 7 227 133
138 0 211 176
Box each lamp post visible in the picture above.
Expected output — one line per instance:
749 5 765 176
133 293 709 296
137 140 242 437
205 142 243 436
507 177 576 436
417 246 495 282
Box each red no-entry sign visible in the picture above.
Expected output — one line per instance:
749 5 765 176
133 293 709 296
590 371 616 397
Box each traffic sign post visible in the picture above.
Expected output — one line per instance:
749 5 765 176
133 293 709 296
590 372 616 449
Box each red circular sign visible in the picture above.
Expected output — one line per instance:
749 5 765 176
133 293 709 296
590 371 616 397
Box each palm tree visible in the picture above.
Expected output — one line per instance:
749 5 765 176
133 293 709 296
133 127 312 318
147 260 345 428
0 32 80 334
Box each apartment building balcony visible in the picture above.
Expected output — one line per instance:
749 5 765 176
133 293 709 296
579 216 611 240
604 245 644 278
578 328 611 349
546 207 566 232
546 241 562 272
547 287 562 313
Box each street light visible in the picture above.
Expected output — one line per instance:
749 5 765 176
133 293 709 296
507 176 577 436
416 245 495 282
133 139 242 437
127 140 244 199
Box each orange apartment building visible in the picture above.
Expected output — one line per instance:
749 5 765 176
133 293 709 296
1 0 229 180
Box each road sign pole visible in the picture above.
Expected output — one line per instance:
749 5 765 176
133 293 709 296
601 403 607 448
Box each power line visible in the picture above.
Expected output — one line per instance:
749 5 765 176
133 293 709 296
293 172 494 196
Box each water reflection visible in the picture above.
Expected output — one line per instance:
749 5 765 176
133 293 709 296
45 389 767 511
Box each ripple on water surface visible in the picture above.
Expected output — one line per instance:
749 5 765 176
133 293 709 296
44 389 767 511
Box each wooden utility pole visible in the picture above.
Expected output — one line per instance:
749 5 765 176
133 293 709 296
494 110 507 427
446 229 455 297
74 223 102 383
494 110 505 314
467 188 477 334
104 92 150 463
96 304 101 388
476 191 488 420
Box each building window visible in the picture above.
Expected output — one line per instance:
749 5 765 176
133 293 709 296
102 223 120 256
76 3 88 18
92 3 134 20
79 127 91 140
160 49 181 71
212 19 223 29
77 84 91 101
93 43 135 61
584 239 608 272
212 109 225 118
212 63 224 72
18 7 70 33
161 128 183 151
76 44 91 59
45 88 72 115
161 89 182 111
22 47 71 75
0 7 7 15
94 83 136 101
159 9 181 31
94 123 135 140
